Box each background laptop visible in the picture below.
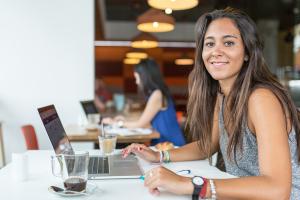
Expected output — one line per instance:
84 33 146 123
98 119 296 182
80 100 99 117
38 104 143 179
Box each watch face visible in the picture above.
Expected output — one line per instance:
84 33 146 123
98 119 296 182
193 176 204 186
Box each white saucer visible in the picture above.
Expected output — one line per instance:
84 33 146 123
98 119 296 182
48 183 98 197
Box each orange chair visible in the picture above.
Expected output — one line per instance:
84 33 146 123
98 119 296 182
21 125 39 150
176 111 184 125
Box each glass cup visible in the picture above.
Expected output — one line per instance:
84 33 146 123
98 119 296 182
51 151 89 192
113 93 125 112
86 114 100 130
98 135 117 156
87 113 101 125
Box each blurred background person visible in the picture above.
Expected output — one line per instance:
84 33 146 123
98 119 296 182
94 78 112 112
103 59 186 147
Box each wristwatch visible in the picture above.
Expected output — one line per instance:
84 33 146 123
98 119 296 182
192 176 204 200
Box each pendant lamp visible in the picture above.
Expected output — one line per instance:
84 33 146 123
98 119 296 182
175 53 194 65
131 32 158 49
123 58 141 65
126 49 148 59
137 9 175 32
148 0 198 10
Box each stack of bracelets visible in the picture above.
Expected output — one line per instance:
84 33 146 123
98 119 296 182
158 150 217 199
159 150 170 163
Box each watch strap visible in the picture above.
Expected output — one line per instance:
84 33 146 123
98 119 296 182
199 178 208 198
192 176 204 200
192 193 199 200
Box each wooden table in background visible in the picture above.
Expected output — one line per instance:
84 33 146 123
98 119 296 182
65 125 160 146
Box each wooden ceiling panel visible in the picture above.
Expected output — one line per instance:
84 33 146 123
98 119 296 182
95 46 195 62
95 47 129 62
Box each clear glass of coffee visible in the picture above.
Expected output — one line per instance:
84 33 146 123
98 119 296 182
51 151 89 192
98 135 117 156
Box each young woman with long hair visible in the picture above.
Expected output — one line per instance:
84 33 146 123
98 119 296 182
122 7 300 199
103 59 186 146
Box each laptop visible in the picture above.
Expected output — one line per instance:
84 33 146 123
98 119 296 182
80 100 99 117
38 104 143 179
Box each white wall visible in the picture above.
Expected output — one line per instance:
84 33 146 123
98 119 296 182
0 0 94 162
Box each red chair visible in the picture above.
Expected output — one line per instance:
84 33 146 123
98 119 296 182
21 125 39 150
176 111 184 124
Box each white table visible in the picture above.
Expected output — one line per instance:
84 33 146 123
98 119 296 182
0 150 235 200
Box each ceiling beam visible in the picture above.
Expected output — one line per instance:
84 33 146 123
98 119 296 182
94 40 195 48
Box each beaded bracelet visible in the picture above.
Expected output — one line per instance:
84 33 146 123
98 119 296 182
209 179 217 200
159 151 163 163
163 150 170 163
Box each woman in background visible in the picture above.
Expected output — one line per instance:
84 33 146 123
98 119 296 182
103 59 185 147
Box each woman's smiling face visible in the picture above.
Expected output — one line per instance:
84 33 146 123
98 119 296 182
202 18 247 86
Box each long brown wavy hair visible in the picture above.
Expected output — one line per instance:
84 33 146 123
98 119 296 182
187 7 300 162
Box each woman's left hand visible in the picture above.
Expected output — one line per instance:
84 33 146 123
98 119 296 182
144 166 193 195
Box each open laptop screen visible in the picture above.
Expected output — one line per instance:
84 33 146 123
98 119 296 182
38 105 74 155
80 100 99 117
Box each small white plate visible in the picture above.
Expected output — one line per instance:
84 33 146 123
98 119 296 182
48 183 98 197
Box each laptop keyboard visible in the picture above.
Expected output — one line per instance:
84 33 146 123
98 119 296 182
88 156 109 174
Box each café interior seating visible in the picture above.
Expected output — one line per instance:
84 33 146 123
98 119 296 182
21 124 39 150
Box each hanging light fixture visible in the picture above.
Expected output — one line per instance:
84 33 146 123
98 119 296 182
165 8 172 14
137 9 175 32
126 49 148 59
131 32 158 49
148 0 198 11
123 58 141 65
175 53 194 65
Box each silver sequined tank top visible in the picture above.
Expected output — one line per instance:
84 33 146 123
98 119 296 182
219 97 300 199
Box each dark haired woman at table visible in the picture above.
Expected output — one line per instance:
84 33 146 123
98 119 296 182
122 7 300 199
103 59 186 147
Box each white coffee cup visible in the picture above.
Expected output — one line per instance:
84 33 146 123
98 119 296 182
87 114 100 125
11 153 28 181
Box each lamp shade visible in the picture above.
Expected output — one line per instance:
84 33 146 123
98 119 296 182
123 58 141 65
131 32 158 49
148 0 199 10
148 0 198 10
137 9 175 32
175 53 194 65
126 49 148 59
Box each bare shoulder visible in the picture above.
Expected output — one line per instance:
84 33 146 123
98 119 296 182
248 88 286 131
149 89 163 100
150 89 163 97
248 88 284 123
248 88 280 108
148 89 163 105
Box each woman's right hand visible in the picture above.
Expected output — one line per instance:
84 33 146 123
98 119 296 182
122 143 160 163
114 115 125 122
102 117 115 125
